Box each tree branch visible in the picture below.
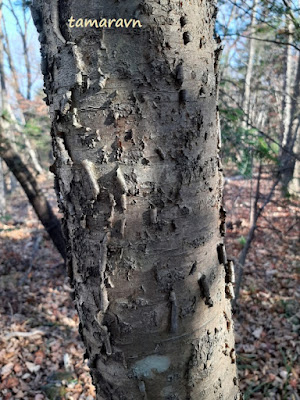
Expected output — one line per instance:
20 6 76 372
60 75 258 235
222 32 300 51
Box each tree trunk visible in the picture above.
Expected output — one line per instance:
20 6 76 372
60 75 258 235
288 125 300 196
32 1 241 399
241 0 257 130
3 17 22 98
0 0 43 176
281 7 294 149
0 158 5 215
21 130 43 175
0 0 64 255
281 50 300 194
279 0 300 194
0 119 66 259
7 0 33 100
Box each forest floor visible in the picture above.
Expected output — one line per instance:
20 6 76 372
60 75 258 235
0 172 299 400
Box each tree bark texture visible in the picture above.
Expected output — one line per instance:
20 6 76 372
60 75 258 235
32 1 240 399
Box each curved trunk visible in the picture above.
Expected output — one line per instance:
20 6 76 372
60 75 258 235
0 126 66 259
32 1 240 399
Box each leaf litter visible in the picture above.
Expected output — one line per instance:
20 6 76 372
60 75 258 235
0 174 299 399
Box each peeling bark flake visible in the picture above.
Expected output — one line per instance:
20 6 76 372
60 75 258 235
179 89 187 104
51 0 67 44
175 63 184 86
108 193 116 228
120 217 126 238
155 147 165 160
183 31 192 44
224 311 231 332
95 312 112 356
81 160 100 199
98 66 109 89
217 243 227 265
189 261 197 275
198 274 213 307
150 206 158 224
225 283 235 300
99 233 109 274
230 348 236 364
225 260 235 284
138 380 148 399
116 166 127 193
72 108 83 128
220 206 226 236
169 290 178 333
120 193 127 211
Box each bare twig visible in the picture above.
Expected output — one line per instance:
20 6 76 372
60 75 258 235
222 32 300 51
220 90 300 162
233 165 280 307
4 330 45 340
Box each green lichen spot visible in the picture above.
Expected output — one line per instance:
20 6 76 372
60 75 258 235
132 355 171 379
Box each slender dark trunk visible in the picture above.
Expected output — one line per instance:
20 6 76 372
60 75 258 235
0 129 66 259
2 18 22 98
7 0 32 100
0 158 5 215
280 2 298 194
280 54 300 194
241 0 257 130
234 164 280 306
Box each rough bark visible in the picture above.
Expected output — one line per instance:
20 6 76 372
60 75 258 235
32 1 241 399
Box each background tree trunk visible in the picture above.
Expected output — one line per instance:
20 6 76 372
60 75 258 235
0 0 65 258
32 1 241 399
0 158 5 215
0 121 66 259
280 1 299 194
281 52 300 195
241 0 257 130
7 0 33 100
